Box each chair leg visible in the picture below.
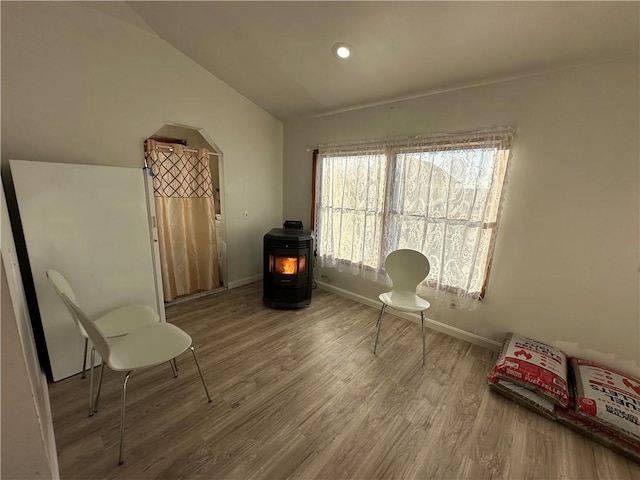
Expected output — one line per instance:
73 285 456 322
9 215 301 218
93 362 106 413
421 311 426 366
169 360 178 378
375 304 386 328
81 338 88 379
118 371 132 465
88 347 96 417
373 305 387 355
190 346 212 403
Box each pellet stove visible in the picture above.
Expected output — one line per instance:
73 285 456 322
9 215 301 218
263 223 314 308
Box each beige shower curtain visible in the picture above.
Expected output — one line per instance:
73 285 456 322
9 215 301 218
146 139 219 301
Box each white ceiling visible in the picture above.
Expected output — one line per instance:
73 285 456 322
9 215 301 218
122 1 639 121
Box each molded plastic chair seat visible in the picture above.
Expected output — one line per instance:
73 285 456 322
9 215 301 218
90 304 159 339
373 249 431 365
378 291 430 312
108 322 191 371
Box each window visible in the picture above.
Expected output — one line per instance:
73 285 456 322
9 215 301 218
314 146 387 270
313 128 514 302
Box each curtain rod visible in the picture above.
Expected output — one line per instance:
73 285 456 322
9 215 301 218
308 127 515 152
154 144 217 155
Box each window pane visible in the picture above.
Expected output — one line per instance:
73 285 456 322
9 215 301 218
316 152 387 269
388 216 492 295
393 148 497 222
389 146 503 294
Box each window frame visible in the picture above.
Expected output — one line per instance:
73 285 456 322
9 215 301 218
312 132 512 300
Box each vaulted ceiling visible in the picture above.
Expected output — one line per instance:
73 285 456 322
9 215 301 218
118 1 639 121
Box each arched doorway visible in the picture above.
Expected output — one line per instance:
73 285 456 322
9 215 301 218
145 124 227 303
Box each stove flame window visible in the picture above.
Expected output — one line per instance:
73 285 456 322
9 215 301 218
270 255 306 276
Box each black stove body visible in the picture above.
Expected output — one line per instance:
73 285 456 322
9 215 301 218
263 227 314 308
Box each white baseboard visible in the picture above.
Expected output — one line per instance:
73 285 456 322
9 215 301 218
227 274 263 290
316 281 501 351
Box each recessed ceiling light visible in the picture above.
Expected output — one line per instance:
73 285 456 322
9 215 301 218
332 42 352 60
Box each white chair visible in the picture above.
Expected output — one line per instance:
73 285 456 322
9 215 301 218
373 249 431 365
55 287 212 465
46 269 161 415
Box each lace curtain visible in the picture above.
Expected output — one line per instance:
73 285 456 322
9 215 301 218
314 127 515 308
146 139 219 301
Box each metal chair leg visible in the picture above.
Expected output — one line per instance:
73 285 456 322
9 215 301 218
88 347 96 417
421 311 426 366
373 305 386 355
375 304 386 328
81 338 88 379
118 371 132 465
93 362 106 413
190 346 212 403
169 360 178 378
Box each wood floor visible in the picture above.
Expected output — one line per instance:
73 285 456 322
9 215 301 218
48 282 640 479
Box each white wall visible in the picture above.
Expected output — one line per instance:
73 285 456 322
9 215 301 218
283 58 639 362
1 188 59 479
1 2 283 285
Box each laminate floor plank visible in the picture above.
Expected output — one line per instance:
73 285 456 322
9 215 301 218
47 282 640 479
